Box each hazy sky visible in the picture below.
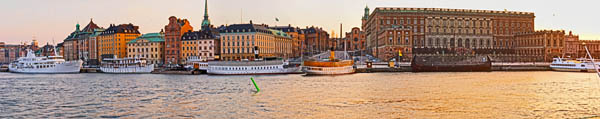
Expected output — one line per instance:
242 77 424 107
1 0 599 45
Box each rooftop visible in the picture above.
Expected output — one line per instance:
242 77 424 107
127 33 164 44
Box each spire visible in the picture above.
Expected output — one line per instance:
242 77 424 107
201 0 211 28
363 5 370 20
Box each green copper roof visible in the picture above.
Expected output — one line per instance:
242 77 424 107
128 33 164 44
268 29 291 38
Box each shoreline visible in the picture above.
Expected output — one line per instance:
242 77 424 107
0 62 552 74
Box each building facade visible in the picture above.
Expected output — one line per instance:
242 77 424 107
302 27 330 56
270 25 305 58
563 31 600 58
127 33 165 65
164 16 194 65
514 30 564 62
98 24 141 61
218 22 294 61
181 27 220 62
363 7 535 61
63 23 80 61
344 27 367 56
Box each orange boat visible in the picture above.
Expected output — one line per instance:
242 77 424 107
302 51 355 75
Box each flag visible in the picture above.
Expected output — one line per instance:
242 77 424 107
275 18 279 22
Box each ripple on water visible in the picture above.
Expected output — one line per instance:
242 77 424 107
1 72 600 118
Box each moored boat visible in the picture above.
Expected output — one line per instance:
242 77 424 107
100 57 154 73
184 56 209 72
550 58 600 72
207 58 301 75
8 49 82 74
411 55 492 72
302 51 355 75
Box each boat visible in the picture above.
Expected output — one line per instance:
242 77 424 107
551 43 600 73
302 51 355 75
550 58 600 72
207 58 302 75
411 55 492 72
184 56 209 72
8 49 82 73
100 57 154 73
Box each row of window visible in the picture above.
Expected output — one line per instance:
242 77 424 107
127 54 161 58
128 47 161 53
183 53 213 58
183 40 213 45
183 46 213 51
212 66 280 70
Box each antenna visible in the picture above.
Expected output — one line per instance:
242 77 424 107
240 8 243 24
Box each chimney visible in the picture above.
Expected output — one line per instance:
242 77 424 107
249 20 253 24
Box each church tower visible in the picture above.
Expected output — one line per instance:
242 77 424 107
361 5 370 29
201 0 211 29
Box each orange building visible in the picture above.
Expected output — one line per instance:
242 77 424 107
345 27 367 56
97 24 141 61
164 16 193 65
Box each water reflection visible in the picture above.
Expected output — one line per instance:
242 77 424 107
0 72 599 118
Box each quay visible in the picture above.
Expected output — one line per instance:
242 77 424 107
354 62 551 73
0 62 552 74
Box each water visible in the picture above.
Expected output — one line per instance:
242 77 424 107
1 72 600 118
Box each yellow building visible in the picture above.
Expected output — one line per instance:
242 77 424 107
127 33 165 65
219 22 293 61
98 24 141 60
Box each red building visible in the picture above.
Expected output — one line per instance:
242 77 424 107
164 16 193 65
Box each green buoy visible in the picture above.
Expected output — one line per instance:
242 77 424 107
251 77 260 93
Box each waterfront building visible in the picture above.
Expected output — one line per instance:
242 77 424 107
0 48 4 64
164 16 194 65
0 44 23 64
98 23 141 61
62 19 105 65
57 43 64 57
181 26 220 62
270 25 305 58
514 30 564 62
38 43 56 57
363 7 535 61
344 27 367 56
63 23 81 61
127 33 165 65
301 26 330 55
563 31 600 58
78 19 104 65
218 21 294 60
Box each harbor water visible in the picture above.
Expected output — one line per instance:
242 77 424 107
1 72 599 118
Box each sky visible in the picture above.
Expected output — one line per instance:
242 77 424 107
1 0 599 45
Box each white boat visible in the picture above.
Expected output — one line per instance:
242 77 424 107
184 56 208 71
207 59 302 75
8 49 82 74
100 57 154 73
302 51 355 75
550 58 600 72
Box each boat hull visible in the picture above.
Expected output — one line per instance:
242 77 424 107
100 64 154 74
302 65 355 75
411 56 492 72
208 66 302 75
8 60 83 74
